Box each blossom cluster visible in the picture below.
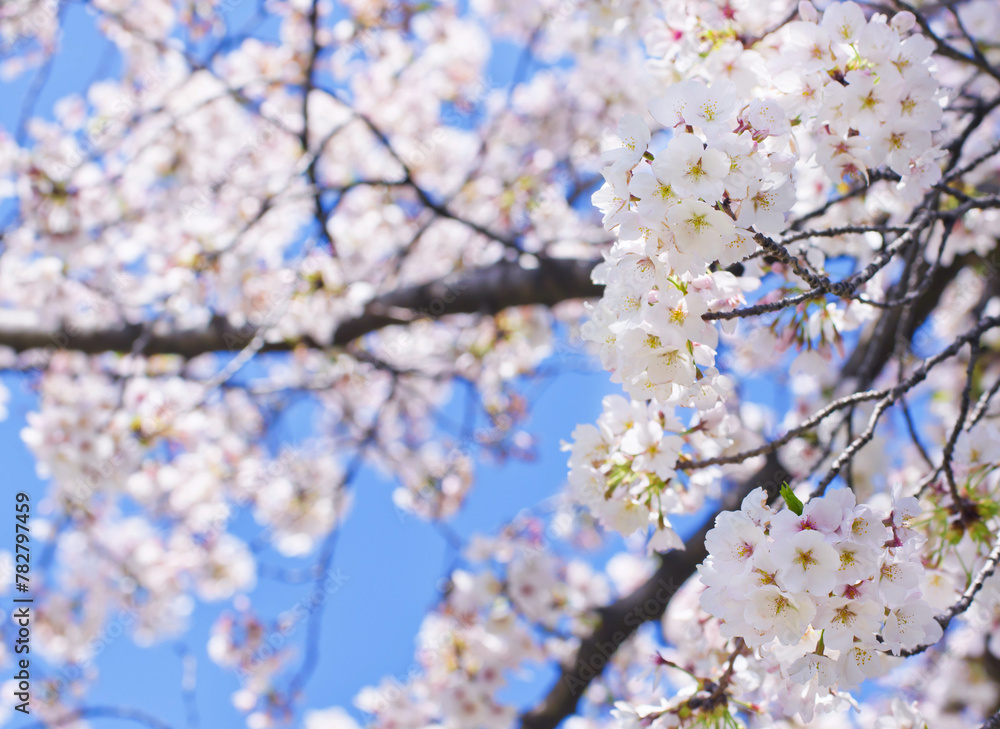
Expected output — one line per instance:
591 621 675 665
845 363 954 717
698 486 944 721
565 394 731 552
586 91 771 407
776 1 945 199
587 0 944 408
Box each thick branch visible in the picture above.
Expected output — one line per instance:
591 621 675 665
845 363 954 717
331 256 603 344
0 257 603 359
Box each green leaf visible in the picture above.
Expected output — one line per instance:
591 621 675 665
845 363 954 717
970 520 991 545
780 482 803 516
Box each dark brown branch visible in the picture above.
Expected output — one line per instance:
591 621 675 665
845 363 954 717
0 257 604 359
679 388 887 470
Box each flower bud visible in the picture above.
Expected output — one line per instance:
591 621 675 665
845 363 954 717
890 10 916 32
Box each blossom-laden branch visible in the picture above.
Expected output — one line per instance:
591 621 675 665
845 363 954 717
521 453 789 729
0 257 603 360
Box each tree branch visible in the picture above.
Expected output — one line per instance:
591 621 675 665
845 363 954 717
0 257 603 360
